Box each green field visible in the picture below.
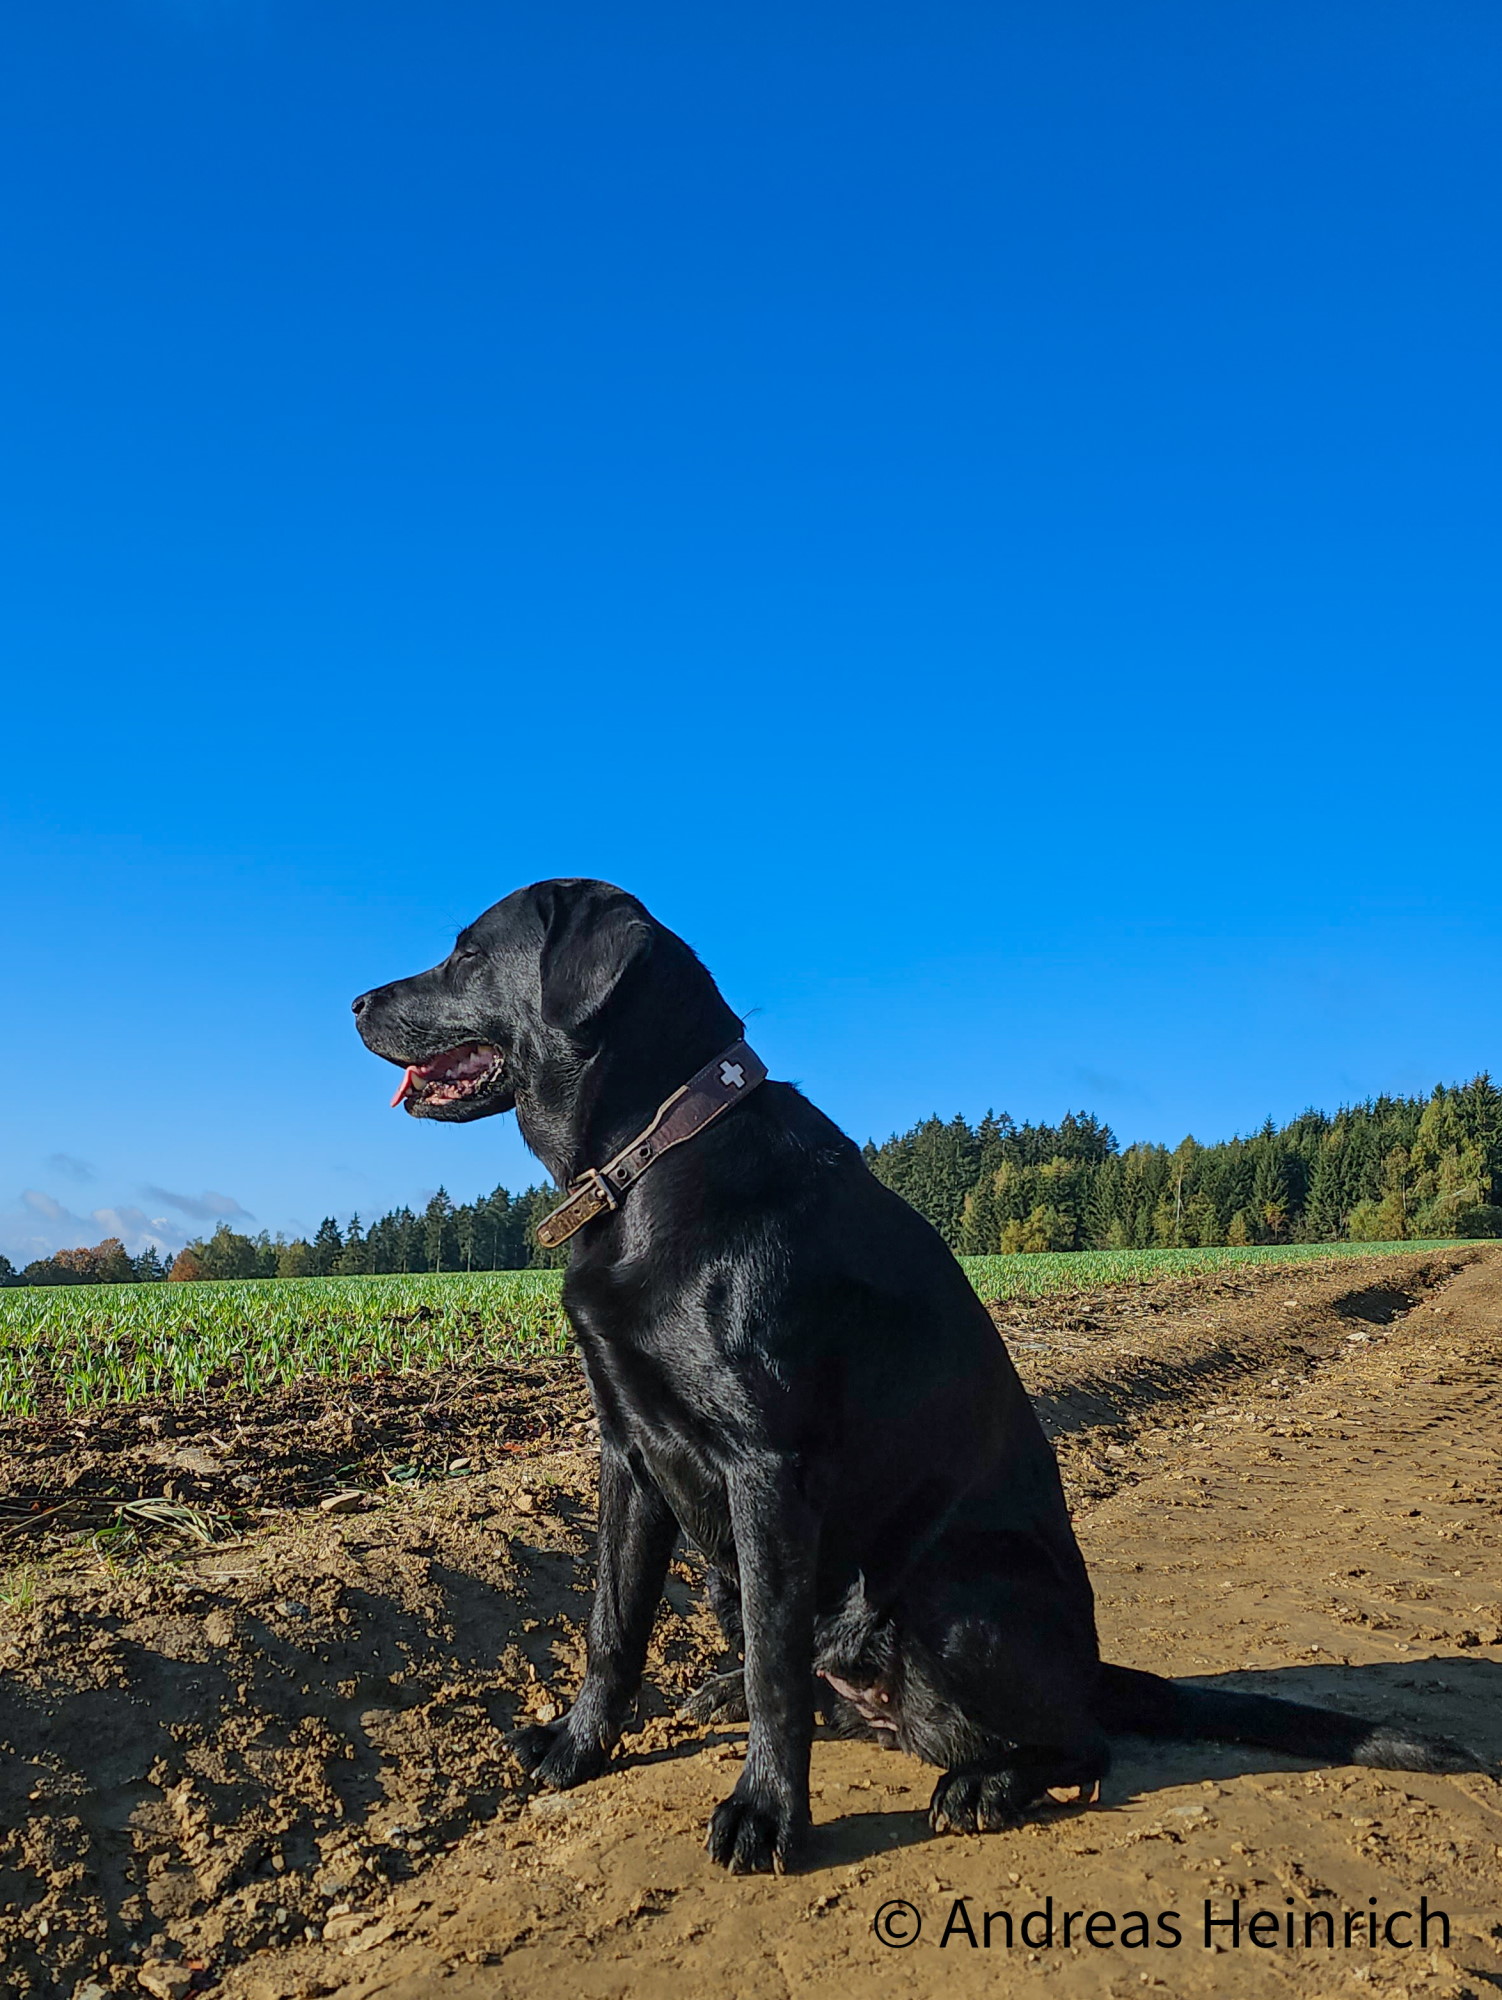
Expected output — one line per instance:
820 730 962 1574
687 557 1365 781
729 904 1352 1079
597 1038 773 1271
960 1238 1461 1300
0 1240 1460 1417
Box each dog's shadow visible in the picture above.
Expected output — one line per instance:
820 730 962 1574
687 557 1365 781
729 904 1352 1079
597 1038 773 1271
1104 1654 1502 1798
796 1657 1501 1868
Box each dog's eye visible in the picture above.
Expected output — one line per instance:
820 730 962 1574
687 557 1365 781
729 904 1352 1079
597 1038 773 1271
455 949 482 964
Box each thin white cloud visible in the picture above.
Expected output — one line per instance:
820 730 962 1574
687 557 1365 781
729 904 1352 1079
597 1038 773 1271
1 1190 184 1267
141 1186 254 1223
45 1153 96 1183
94 1205 172 1241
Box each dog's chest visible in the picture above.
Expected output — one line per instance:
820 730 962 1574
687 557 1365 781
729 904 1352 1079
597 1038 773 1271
577 1330 741 1559
636 1434 734 1564
617 1398 735 1564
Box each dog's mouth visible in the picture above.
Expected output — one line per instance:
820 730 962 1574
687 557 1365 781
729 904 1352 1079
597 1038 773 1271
389 1042 507 1112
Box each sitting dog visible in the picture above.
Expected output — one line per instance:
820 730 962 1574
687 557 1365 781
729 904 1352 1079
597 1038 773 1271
353 878 1478 1873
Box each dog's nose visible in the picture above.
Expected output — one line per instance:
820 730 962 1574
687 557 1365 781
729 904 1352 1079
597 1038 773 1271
351 991 371 1017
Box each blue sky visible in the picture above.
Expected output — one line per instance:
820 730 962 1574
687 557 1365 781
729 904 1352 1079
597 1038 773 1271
2 1 1498 1263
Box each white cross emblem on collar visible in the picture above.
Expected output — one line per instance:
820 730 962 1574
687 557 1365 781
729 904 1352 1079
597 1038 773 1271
720 1061 746 1089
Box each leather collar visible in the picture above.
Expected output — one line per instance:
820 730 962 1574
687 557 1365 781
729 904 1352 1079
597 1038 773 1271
534 1039 768 1249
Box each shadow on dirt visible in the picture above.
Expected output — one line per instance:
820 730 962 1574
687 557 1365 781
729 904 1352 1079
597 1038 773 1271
598 1657 1502 1874
782 1657 1502 1870
1334 1285 1421 1326
1107 1656 1502 1802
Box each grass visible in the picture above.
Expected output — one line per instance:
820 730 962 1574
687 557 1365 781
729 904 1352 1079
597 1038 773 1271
0 1239 1461 1417
959 1238 1463 1301
0 1269 570 1417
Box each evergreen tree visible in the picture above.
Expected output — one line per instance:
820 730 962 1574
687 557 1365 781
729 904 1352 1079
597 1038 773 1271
1456 1072 1502 1204
1251 1141 1292 1241
1183 1191 1220 1246
1083 1154 1124 1248
1304 1139 1346 1241
870 1115 980 1249
310 1216 344 1276
958 1172 1000 1256
975 1111 1018 1179
423 1189 456 1272
488 1186 529 1267
455 1202 477 1271
1053 1112 1118 1163
334 1216 370 1276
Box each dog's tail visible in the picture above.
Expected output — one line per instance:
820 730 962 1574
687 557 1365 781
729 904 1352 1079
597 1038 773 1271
1096 1662 1480 1774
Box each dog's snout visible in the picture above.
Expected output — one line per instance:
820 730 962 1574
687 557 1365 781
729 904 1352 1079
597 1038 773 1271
351 990 372 1017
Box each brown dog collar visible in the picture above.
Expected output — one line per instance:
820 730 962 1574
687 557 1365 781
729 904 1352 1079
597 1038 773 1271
534 1039 768 1249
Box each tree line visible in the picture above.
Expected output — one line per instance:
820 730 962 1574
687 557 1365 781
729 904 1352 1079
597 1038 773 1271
0 1184 569 1287
0 1239 173 1288
863 1074 1502 1254
158 1181 569 1283
4 1072 1498 1286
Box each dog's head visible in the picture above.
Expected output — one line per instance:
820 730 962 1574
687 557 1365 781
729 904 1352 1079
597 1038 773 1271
352 879 738 1140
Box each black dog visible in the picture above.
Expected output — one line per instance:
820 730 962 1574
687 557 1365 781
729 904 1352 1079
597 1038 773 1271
353 878 1478 1873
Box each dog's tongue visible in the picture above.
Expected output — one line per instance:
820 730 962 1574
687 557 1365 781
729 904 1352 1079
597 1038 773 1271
390 1067 418 1109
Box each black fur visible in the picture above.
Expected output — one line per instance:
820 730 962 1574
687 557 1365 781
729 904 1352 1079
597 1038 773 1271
353 879 1483 1872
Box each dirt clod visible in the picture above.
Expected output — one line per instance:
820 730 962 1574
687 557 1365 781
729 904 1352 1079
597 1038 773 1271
137 1967 193 2000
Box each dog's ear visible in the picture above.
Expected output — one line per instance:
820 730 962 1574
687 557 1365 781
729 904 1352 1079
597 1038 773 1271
535 880 654 1034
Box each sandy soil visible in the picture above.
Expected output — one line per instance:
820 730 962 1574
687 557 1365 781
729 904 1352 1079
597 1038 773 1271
2 1247 1498 1999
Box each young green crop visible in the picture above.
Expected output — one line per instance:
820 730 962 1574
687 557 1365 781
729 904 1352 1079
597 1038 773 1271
959 1238 1461 1301
0 1269 570 1416
0 1240 1455 1417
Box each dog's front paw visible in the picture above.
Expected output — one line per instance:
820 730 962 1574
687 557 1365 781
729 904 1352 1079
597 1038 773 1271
511 1715 612 1791
679 1668 748 1726
705 1783 807 1874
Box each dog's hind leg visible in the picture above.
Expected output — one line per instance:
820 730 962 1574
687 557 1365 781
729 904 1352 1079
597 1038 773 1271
878 1559 1110 1834
680 1669 749 1724
704 1563 745 1651
683 1568 840 1730
681 1565 750 1724
928 1743 1109 1833
896 1635 1108 1830
903 1649 1110 1831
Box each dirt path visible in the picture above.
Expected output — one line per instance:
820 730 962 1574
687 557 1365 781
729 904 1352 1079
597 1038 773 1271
3 1249 1499 1999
